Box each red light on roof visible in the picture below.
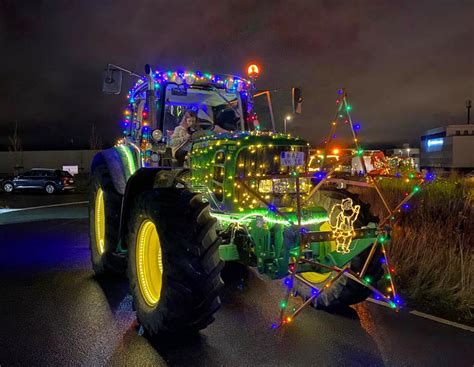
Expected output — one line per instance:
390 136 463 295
247 64 260 77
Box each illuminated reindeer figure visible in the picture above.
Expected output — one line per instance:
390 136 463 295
329 198 361 254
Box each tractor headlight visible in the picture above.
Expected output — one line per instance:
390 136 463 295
152 129 163 142
258 178 311 194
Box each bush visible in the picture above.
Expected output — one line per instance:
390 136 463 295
349 175 473 324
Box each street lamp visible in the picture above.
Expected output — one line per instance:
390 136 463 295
284 115 292 134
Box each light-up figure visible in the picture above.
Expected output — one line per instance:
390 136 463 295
329 198 360 254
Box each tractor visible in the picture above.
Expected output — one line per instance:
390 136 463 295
90 63 386 336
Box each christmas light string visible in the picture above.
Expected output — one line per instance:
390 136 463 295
274 90 433 328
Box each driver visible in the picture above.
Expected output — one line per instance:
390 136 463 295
170 110 231 166
170 110 201 166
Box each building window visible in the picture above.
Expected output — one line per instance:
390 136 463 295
464 130 468 135
455 130 460 135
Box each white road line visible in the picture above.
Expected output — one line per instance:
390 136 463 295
409 310 474 333
367 298 474 333
0 201 89 214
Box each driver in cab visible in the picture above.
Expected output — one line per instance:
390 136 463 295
170 110 228 166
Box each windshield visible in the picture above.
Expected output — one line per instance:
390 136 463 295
162 83 244 136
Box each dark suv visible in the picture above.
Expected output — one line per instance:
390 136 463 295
2 168 75 194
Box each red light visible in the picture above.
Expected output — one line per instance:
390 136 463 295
332 148 340 155
247 63 260 77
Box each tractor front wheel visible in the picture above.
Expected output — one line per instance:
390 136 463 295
127 188 224 336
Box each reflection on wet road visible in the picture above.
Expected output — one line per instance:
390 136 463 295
0 204 472 366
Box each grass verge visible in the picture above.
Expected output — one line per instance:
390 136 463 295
350 175 473 325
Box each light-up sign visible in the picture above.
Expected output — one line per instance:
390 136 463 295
427 138 444 147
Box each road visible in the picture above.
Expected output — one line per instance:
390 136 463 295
0 197 473 366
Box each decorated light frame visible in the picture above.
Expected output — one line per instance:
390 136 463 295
266 89 431 328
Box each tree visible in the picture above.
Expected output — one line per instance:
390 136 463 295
8 121 23 174
89 122 103 150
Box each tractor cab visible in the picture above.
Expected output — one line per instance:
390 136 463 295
103 63 301 167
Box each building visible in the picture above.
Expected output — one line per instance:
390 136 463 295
420 124 474 170
386 144 420 171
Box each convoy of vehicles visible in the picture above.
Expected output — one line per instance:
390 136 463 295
90 63 384 336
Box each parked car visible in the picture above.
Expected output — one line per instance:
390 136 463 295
2 168 75 194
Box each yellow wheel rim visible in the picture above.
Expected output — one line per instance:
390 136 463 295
136 220 163 307
300 271 332 284
95 187 106 255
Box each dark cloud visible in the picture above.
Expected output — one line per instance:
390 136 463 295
0 0 472 149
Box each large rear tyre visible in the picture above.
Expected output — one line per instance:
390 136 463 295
296 188 383 308
127 188 224 337
89 161 124 276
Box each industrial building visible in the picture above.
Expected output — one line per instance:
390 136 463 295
420 124 474 170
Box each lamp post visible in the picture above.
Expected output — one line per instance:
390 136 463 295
284 115 292 134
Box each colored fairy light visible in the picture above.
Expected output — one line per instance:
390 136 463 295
425 173 435 181
364 276 372 284
346 105 352 111
280 301 287 309
354 123 361 130
413 186 421 193
402 203 410 210
314 171 326 180
271 323 278 329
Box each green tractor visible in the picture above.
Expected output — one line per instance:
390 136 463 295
90 64 387 336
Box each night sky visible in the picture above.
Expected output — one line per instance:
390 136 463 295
0 0 472 150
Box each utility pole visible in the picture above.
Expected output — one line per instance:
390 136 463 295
466 99 472 124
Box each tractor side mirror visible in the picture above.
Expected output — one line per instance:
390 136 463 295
102 67 123 94
292 87 303 114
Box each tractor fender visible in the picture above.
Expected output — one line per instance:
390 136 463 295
91 147 138 195
119 167 188 248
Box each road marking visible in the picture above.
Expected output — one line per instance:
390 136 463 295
367 298 474 333
0 201 89 214
409 310 474 333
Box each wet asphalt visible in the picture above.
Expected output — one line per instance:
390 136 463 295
0 195 473 366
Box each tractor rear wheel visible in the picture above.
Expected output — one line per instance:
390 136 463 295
127 188 224 337
296 188 384 308
89 162 124 276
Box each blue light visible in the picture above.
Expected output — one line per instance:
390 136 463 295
311 288 319 296
337 89 344 95
402 203 410 210
313 171 326 180
425 173 435 181
395 172 401 178
354 123 361 130
271 323 278 329
268 204 277 212
427 138 444 148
